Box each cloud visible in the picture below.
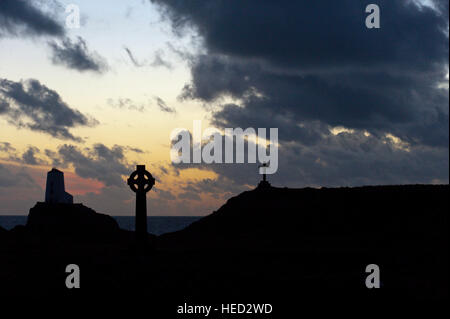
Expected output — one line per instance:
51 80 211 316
76 185 134 215
171 128 449 187
154 188 176 200
0 0 64 38
0 78 98 141
22 146 45 165
48 36 109 73
57 143 133 187
182 175 250 199
153 0 449 186
126 146 145 154
124 46 173 69
0 141 20 162
44 149 65 168
0 142 15 153
1 142 144 188
0 1 108 73
0 163 44 213
77 182 203 216
150 49 173 69
124 46 143 67
183 53 448 147
0 142 49 165
177 189 201 201
107 97 149 112
153 0 448 72
0 163 38 188
153 162 179 177
159 165 169 175
155 96 176 113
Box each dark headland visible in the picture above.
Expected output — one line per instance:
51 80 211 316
0 184 448 303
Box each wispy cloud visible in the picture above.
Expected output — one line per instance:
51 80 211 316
155 96 176 114
124 46 143 67
124 46 173 69
107 98 149 112
150 49 173 69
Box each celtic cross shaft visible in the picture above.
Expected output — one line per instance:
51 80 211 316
127 165 155 242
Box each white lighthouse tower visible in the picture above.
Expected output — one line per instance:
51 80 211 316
45 168 73 204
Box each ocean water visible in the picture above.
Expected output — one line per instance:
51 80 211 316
0 215 201 236
114 216 201 235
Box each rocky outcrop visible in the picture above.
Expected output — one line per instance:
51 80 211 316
158 184 449 251
0 185 448 300
0 226 6 239
26 202 120 240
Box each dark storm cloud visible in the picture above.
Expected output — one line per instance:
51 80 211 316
49 37 109 73
0 1 108 73
152 0 448 71
0 0 64 38
57 143 132 187
153 0 448 145
155 96 176 113
154 0 449 185
0 78 98 142
183 53 448 147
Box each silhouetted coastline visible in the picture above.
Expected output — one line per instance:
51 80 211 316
0 184 448 305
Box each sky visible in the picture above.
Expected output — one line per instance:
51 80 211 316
0 0 448 216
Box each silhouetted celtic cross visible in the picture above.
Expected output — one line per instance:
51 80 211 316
127 165 155 242
127 165 155 193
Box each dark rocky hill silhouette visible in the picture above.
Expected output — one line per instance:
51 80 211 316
26 202 124 243
28 202 119 236
0 184 448 304
158 184 448 252
153 184 448 302
0 225 6 237
5 202 155 246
